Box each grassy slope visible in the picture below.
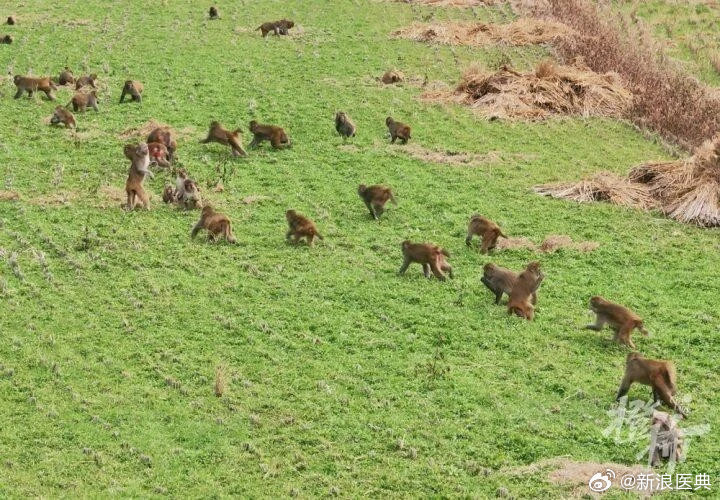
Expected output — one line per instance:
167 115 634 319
620 0 720 86
0 0 719 497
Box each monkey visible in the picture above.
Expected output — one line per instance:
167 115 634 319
381 70 402 84
357 184 396 220
209 6 219 19
465 214 507 253
123 143 153 210
249 120 290 149
119 80 143 103
50 106 76 129
147 127 177 161
480 263 539 306
649 411 684 466
200 121 247 157
285 210 323 246
58 67 75 85
335 111 356 140
506 261 544 320
74 74 97 90
616 353 687 418
386 116 411 144
191 205 236 243
398 241 453 281
6 16 15 25
169 169 201 209
69 90 99 112
257 19 294 37
586 296 649 349
0 35 11 44
13 75 57 100
162 185 176 204
147 142 171 168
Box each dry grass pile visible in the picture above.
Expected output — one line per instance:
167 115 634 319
535 134 720 226
0 190 20 201
423 60 631 120
391 19 573 47
496 235 599 252
534 171 656 209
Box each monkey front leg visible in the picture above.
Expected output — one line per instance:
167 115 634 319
363 201 376 219
13 88 23 99
586 313 605 331
119 89 126 103
422 263 430 278
615 377 632 401
480 277 502 304
398 258 411 275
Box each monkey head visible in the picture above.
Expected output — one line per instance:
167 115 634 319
50 107 63 124
357 184 367 196
627 352 641 362
201 205 214 217
13 75 21 84
401 240 411 251
386 116 394 126
249 120 258 131
124 142 149 160
589 295 605 311
177 168 187 179
285 209 297 221
483 262 497 273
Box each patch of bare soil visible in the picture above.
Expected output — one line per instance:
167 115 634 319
402 144 536 167
392 19 574 47
496 235 599 252
0 190 20 201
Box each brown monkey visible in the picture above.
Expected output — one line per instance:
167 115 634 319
249 120 290 149
200 121 247 157
586 296 649 349
649 411 684 466
507 261 544 320
465 214 506 253
335 111 356 139
381 70 403 84
147 127 177 161
70 90 99 112
6 16 15 25
257 19 294 37
162 185 176 204
480 263 538 306
191 205 236 243
124 143 153 210
50 106 76 129
13 75 57 100
147 142 171 168
357 184 396 220
0 35 11 44
58 67 75 85
285 210 323 246
398 241 453 281
209 6 219 19
171 169 201 209
616 353 686 418
386 116 411 144
74 74 97 90
119 80 143 103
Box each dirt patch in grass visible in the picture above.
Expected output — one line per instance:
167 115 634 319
242 195 271 205
391 19 574 47
0 190 20 201
27 192 79 206
401 144 535 166
391 0 495 6
96 185 126 208
535 133 720 226
422 59 631 120
496 235 599 252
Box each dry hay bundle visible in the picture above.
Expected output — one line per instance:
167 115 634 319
426 60 631 120
628 134 720 226
533 171 656 209
391 19 573 47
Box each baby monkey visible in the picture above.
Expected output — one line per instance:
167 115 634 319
586 296 649 349
357 184 396 220
285 210 323 246
191 206 236 243
209 6 219 19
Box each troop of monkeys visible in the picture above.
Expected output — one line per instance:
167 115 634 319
8 9 691 448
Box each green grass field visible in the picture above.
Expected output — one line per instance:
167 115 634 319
1 1 719 497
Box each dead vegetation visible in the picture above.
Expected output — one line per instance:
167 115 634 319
401 144 536 166
391 19 574 47
422 59 631 120
497 234 599 252
0 190 20 201
536 134 720 227
392 0 494 6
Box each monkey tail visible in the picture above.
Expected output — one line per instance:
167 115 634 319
314 230 324 240
498 230 508 239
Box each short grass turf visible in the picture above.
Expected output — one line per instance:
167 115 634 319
0 0 719 497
